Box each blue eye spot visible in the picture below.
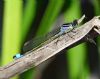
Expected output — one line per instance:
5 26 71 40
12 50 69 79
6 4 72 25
13 53 23 59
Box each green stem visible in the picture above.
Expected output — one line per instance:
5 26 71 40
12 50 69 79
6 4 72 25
21 0 36 42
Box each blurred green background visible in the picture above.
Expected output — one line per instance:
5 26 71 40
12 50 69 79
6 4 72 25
0 0 100 79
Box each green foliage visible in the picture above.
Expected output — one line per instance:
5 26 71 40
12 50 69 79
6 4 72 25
22 0 36 42
2 0 22 65
93 0 100 15
36 0 64 36
1 0 99 79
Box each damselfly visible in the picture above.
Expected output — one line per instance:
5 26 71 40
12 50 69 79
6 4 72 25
13 15 85 59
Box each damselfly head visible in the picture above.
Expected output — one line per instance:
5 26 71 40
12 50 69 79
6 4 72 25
62 19 78 28
72 19 78 26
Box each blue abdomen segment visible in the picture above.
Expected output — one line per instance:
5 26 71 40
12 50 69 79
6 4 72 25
13 53 23 59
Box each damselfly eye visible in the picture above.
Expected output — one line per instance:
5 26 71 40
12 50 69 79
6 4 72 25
72 19 78 26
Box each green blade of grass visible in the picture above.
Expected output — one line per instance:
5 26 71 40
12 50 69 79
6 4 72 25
93 0 100 78
21 0 36 42
92 0 100 15
67 43 88 79
36 0 64 36
2 0 22 65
